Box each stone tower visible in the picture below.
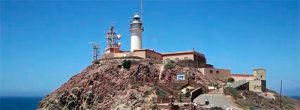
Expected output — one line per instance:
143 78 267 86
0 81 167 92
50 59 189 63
253 69 266 80
253 68 266 92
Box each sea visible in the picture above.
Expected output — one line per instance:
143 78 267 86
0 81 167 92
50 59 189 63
0 96 43 110
0 96 299 110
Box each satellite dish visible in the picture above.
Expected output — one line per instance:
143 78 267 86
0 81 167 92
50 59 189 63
117 34 121 39
117 42 122 46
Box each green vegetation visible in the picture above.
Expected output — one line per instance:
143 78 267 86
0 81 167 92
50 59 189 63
235 100 257 110
227 77 235 83
164 62 174 69
154 87 167 97
122 60 131 70
224 87 242 99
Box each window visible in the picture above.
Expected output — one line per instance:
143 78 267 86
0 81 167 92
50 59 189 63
210 70 213 74
216 70 219 74
177 74 185 80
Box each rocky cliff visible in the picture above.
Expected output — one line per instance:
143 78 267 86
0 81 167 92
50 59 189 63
37 59 210 109
37 58 300 110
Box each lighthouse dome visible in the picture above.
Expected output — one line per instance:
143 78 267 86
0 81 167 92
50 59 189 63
133 14 140 18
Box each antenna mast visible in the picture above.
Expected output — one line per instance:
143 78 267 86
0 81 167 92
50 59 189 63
106 25 121 49
89 42 100 61
140 0 143 21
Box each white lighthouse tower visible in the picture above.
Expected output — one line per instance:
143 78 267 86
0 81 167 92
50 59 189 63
130 14 144 52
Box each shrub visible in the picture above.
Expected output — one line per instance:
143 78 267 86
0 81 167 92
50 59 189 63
122 60 131 70
117 65 122 68
227 77 235 83
185 88 191 98
154 87 167 97
151 104 158 110
210 107 223 110
143 90 151 97
93 60 100 64
164 62 174 69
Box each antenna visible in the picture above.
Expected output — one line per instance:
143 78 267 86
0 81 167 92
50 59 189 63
106 25 121 49
140 0 143 21
89 42 100 61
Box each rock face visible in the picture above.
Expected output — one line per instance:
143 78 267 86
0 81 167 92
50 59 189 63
37 58 300 110
37 59 210 110
236 90 300 110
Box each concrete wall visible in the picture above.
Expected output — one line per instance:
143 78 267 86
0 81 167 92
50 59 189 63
105 47 121 54
231 76 256 81
199 68 231 80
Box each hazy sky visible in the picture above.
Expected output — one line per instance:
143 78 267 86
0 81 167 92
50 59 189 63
1 0 299 96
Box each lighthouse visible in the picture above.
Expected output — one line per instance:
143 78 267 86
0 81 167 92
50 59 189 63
130 14 143 52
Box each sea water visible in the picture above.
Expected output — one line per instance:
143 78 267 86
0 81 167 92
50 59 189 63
0 97 43 110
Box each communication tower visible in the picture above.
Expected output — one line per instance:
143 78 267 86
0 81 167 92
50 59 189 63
106 25 121 49
89 42 100 61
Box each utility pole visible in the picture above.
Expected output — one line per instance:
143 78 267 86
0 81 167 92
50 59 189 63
280 80 282 108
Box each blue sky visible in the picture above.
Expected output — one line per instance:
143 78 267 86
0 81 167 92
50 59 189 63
0 0 299 97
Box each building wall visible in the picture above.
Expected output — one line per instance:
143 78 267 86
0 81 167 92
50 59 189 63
231 76 256 81
194 54 206 65
261 80 266 92
105 47 121 54
145 50 163 60
131 51 146 58
110 49 162 60
249 80 263 92
162 54 194 61
199 68 231 80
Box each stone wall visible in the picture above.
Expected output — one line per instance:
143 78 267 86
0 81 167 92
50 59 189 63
199 68 231 80
249 80 263 92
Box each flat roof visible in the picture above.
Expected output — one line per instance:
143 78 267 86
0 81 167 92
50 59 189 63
162 50 205 57
133 49 162 55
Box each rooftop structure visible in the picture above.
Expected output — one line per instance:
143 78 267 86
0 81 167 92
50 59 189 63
99 12 267 93
102 14 211 68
